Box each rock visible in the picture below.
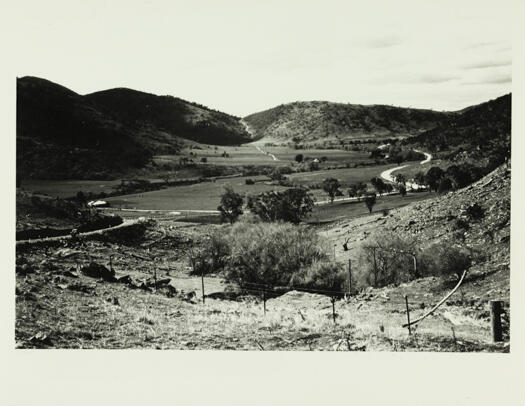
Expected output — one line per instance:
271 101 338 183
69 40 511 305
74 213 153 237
116 274 133 284
54 248 80 258
80 262 116 282
16 263 33 275
107 297 120 305
28 331 52 347
67 283 95 293
62 269 80 278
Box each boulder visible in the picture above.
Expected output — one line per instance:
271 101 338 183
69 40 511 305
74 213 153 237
80 262 116 282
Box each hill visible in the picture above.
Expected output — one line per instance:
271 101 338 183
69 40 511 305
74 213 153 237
325 161 510 303
85 88 251 146
16 77 251 179
403 94 511 169
243 101 453 145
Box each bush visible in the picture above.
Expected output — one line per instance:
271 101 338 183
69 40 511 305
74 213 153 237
222 222 341 290
245 178 255 185
217 185 243 224
465 203 484 221
420 242 472 280
356 232 419 289
290 261 347 293
247 188 314 224
188 231 230 276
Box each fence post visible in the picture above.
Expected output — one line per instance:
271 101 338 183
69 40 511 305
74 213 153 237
263 287 267 316
490 300 503 342
201 273 205 304
331 297 336 324
348 258 352 296
405 295 411 335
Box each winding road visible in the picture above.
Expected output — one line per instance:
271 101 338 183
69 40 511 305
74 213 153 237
380 150 432 190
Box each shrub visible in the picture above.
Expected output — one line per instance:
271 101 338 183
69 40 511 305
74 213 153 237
364 193 376 213
465 203 484 221
200 157 208 163
217 185 243 224
355 232 420 289
245 178 255 185
421 242 472 280
290 261 347 293
188 231 230 275
247 188 314 224
222 222 341 290
322 177 341 203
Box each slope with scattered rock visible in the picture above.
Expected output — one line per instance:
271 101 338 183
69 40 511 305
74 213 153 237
243 101 452 145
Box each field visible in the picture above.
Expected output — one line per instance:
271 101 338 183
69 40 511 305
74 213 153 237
21 179 123 199
105 175 289 210
156 143 374 167
289 162 400 187
308 192 433 224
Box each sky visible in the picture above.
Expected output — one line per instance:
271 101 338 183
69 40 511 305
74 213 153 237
4 0 513 116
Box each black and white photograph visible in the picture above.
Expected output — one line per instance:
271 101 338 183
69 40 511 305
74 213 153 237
2 0 525 404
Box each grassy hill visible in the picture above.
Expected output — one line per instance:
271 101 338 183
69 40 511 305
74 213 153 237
17 77 251 180
243 101 453 145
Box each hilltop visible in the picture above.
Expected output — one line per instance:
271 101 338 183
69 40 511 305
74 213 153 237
16 77 251 179
243 101 452 145
403 94 511 169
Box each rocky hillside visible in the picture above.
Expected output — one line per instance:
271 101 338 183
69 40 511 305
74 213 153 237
243 101 452 145
403 94 511 168
17 77 251 179
325 162 510 300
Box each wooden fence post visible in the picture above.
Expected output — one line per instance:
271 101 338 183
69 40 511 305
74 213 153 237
490 300 503 342
405 295 411 335
263 288 267 316
348 259 352 296
331 297 336 324
201 273 205 304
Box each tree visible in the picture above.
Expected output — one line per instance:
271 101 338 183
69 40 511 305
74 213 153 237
364 193 376 213
217 185 243 224
269 167 284 182
425 167 445 192
445 165 472 189
347 182 367 201
399 184 407 197
295 153 304 163
200 157 207 163
414 171 426 188
161 172 173 185
76 191 86 204
247 188 314 224
370 177 387 195
394 173 407 185
322 178 341 203
438 177 453 193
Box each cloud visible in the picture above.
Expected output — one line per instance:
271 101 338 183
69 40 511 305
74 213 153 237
463 41 501 50
414 74 461 84
365 37 401 49
461 73 512 85
461 59 512 69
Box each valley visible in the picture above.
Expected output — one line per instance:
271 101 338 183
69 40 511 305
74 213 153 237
15 77 511 352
